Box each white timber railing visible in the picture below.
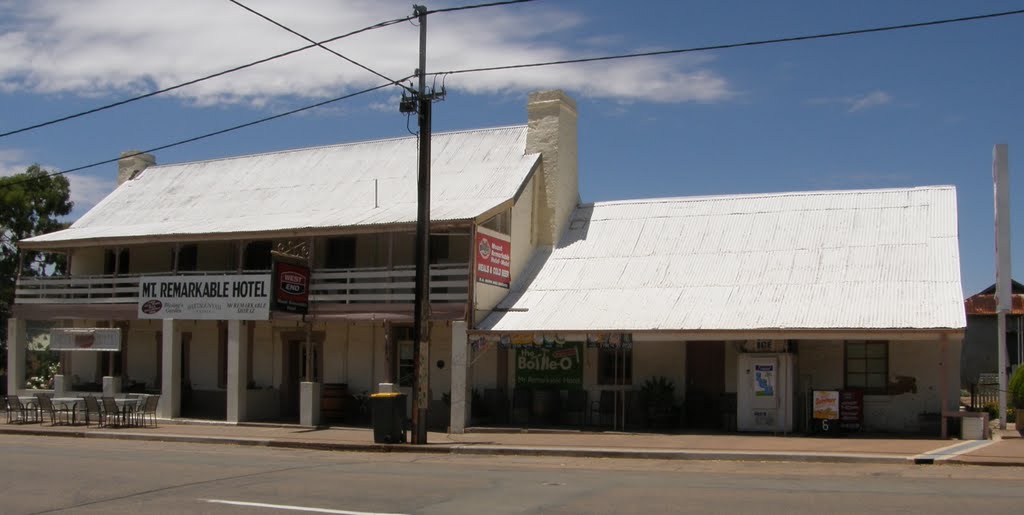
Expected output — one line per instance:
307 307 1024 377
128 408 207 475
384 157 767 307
15 264 470 305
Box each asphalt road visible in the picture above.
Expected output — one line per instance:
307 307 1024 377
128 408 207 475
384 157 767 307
2 434 1023 514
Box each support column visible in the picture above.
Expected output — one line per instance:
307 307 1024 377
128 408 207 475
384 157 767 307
450 321 468 433
227 320 247 423
300 381 321 427
7 318 26 395
159 319 180 419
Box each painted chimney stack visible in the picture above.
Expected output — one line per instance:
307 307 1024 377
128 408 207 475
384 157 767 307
117 151 156 186
525 90 579 246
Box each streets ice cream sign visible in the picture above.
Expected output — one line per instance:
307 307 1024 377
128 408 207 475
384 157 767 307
138 274 271 320
475 232 511 288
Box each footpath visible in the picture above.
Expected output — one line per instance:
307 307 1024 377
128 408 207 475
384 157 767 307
1 418 1022 467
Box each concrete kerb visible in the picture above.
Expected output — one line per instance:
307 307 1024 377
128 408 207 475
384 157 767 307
1 425 922 465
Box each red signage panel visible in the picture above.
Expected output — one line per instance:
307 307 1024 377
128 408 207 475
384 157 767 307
272 261 310 314
475 232 511 288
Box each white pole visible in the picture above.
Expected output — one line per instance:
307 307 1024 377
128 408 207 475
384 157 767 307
993 144 1011 430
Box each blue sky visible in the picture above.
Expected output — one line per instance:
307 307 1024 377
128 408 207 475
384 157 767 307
0 0 1021 297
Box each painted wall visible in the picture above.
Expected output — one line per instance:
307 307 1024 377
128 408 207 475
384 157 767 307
251 322 275 388
474 174 538 322
795 339 961 433
186 322 220 390
130 245 171 274
125 329 159 388
69 248 104 275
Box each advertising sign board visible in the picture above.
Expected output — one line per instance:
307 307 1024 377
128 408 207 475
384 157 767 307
138 274 271 320
272 261 310 315
475 232 511 288
49 328 122 351
515 342 583 389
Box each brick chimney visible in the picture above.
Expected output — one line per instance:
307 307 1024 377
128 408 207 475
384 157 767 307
525 90 579 246
117 150 156 186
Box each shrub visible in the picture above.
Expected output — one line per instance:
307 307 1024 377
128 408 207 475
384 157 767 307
1009 366 1024 409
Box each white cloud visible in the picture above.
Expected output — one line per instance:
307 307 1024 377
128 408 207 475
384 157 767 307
65 174 114 217
848 91 892 112
0 0 733 105
808 90 893 113
0 149 111 217
0 148 29 176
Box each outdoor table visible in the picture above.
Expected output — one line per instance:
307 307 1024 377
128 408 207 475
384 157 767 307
51 397 85 425
113 397 143 426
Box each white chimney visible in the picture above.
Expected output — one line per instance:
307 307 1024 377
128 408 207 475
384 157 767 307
525 90 579 246
117 150 156 186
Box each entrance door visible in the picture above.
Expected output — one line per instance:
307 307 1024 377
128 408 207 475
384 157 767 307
396 339 415 417
686 341 725 429
282 338 322 419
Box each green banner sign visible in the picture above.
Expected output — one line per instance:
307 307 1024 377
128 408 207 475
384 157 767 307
515 342 583 389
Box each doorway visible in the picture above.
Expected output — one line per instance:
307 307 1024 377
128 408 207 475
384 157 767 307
685 341 725 429
281 335 323 419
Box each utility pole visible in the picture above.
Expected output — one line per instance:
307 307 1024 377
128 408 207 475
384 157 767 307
401 4 445 445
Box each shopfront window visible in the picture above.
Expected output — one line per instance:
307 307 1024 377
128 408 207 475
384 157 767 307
597 347 632 385
845 341 888 394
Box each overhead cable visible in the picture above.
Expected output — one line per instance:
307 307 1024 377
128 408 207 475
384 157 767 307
226 0 406 89
433 8 1024 76
0 14 414 140
0 78 410 189
0 0 542 140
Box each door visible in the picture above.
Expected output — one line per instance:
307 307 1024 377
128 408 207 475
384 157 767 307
396 339 415 417
686 341 725 428
282 338 322 419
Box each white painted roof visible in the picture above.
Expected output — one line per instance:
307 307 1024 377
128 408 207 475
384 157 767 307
26 126 538 246
479 186 965 332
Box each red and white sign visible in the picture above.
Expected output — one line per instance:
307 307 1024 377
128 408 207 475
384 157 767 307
475 232 511 288
273 261 310 315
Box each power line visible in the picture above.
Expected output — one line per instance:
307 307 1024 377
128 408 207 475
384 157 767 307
425 0 538 15
0 78 411 190
433 8 1024 76
0 0 541 140
226 0 406 89
0 14 414 140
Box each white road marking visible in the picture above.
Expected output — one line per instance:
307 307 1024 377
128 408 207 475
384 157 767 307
911 439 996 461
202 499 408 515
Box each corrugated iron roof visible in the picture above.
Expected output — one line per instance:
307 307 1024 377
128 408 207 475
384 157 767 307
25 126 538 246
479 186 965 332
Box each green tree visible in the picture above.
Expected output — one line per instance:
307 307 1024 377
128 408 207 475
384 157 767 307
0 165 73 380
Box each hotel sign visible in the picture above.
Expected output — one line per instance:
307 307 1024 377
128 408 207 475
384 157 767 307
475 232 511 288
272 261 310 315
138 274 271 320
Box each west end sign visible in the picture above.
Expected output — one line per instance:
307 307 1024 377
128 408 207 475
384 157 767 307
138 274 271 320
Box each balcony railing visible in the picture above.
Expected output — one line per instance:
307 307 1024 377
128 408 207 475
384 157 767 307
15 264 470 305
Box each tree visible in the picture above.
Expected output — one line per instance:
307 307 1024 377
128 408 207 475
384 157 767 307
0 165 73 379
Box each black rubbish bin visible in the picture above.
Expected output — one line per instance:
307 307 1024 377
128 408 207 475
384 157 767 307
371 393 407 443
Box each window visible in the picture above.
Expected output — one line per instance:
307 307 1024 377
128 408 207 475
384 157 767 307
845 341 888 394
394 326 415 388
429 234 450 264
597 347 632 385
103 249 130 275
243 241 273 270
481 210 510 234
325 236 356 269
176 244 198 272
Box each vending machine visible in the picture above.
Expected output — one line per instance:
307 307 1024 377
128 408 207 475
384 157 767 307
736 351 796 432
